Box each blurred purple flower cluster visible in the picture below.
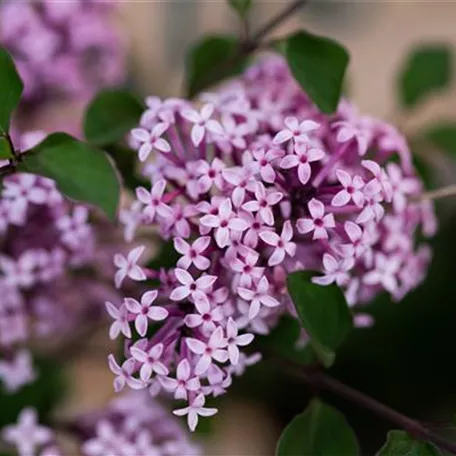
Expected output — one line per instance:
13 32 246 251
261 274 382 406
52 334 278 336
1 391 200 456
0 132 119 393
109 55 437 431
0 0 125 107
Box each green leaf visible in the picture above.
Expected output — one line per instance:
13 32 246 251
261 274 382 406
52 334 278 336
276 399 359 456
84 89 144 146
399 45 452 109
186 35 246 98
0 48 23 133
0 357 66 428
376 430 442 456
228 0 252 18
285 30 349 114
257 315 317 365
0 136 13 159
424 122 456 155
18 133 120 220
287 271 353 367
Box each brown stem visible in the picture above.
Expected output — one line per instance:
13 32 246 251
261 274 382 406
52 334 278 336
279 358 456 454
417 184 456 202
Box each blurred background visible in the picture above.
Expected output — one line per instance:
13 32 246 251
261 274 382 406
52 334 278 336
8 1 456 455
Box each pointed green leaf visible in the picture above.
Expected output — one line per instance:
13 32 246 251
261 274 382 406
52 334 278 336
228 0 252 18
0 136 13 159
287 271 353 367
399 45 452 109
186 35 246 98
0 48 23 133
277 399 359 456
285 30 349 113
376 430 442 456
18 133 120 220
84 89 144 146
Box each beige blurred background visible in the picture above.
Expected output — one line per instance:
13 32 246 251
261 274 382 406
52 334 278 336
65 2 456 454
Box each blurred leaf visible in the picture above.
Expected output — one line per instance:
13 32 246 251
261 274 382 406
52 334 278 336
424 123 456 156
0 357 66 428
0 137 13 159
285 30 349 113
0 48 23 133
376 430 441 455
186 35 246 97
287 271 353 367
276 398 359 456
398 45 452 109
228 0 252 18
84 89 144 146
18 133 120 220
257 315 317 365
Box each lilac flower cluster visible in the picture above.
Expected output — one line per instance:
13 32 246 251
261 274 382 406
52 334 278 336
1 391 200 456
110 55 437 431
0 0 125 106
0 132 109 393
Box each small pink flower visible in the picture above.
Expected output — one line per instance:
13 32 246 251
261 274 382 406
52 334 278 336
200 198 248 248
230 252 264 286
124 290 168 337
363 253 402 294
173 393 218 432
251 147 284 183
242 182 283 226
225 318 254 365
280 142 325 185
131 122 171 161
333 120 369 156
108 355 144 392
331 170 365 207
160 359 200 400
130 343 169 381
297 199 335 240
196 158 226 193
113 245 147 289
170 268 217 303
181 104 224 146
312 253 354 287
238 276 280 319
259 221 296 266
273 116 319 144
222 164 257 208
184 297 224 333
174 236 211 270
135 179 168 222
105 302 131 340
186 326 228 375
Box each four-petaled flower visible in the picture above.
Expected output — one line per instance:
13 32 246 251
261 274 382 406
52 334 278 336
331 170 365 207
135 180 168 222
114 245 147 289
131 122 171 161
312 253 354 287
273 116 320 144
259 221 296 266
130 343 169 381
225 318 254 365
173 394 218 432
242 182 283 226
160 359 200 400
105 302 131 340
238 276 280 319
124 290 168 337
108 354 144 392
174 236 211 270
297 199 335 240
181 104 224 146
170 268 217 303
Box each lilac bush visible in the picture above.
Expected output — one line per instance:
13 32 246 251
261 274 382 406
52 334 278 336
0 132 118 393
0 0 125 107
110 55 437 431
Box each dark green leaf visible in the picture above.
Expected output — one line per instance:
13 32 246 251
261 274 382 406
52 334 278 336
285 30 349 113
276 399 359 456
399 45 452 109
257 315 317 365
84 89 144 146
0 357 66 428
376 430 442 456
287 271 353 367
424 122 456 156
18 133 120 220
186 35 246 98
0 48 23 133
228 0 252 18
0 136 13 159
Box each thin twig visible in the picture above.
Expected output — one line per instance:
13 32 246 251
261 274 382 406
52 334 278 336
278 358 456 455
417 184 456 203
